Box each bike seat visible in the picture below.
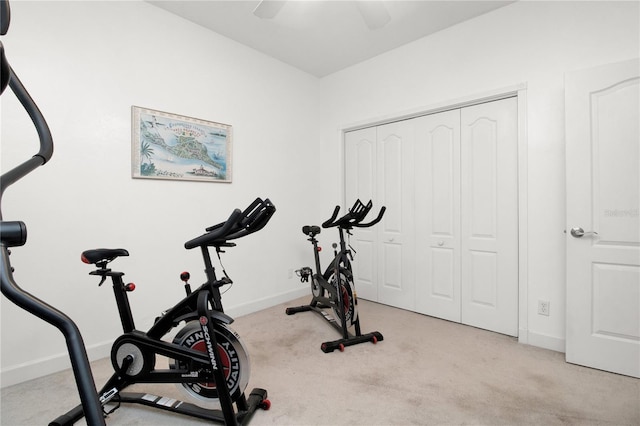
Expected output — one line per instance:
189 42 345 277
81 248 129 265
302 225 321 237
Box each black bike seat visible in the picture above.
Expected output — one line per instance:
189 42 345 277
81 248 129 265
302 225 321 237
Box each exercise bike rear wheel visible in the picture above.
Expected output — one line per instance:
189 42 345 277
327 269 358 328
170 321 250 408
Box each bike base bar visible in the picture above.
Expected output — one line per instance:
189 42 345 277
48 389 269 426
285 303 383 353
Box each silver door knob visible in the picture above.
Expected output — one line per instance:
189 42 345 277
570 227 598 238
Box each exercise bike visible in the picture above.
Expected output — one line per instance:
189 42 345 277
51 198 275 425
286 199 385 353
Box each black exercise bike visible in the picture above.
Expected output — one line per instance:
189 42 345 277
286 199 385 352
51 198 275 425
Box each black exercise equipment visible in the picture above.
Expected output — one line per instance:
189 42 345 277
286 199 385 352
51 198 275 425
0 2 106 424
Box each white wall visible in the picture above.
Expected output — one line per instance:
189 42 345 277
317 1 639 351
1 0 321 386
2 0 639 388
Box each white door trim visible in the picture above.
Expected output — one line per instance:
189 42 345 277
341 83 527 132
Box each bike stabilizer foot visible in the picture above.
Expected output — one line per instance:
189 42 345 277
320 331 383 353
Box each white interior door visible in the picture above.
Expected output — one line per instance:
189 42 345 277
376 120 415 310
460 98 519 337
414 109 462 322
565 58 640 378
344 127 378 301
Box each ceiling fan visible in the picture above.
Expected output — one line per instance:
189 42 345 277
252 0 391 30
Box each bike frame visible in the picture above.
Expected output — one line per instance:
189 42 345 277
52 199 275 426
286 200 385 353
304 226 357 339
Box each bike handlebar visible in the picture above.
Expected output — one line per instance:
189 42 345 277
184 208 243 249
226 197 276 240
0 65 54 221
0 1 53 212
354 205 386 228
184 197 276 249
321 205 341 228
321 199 385 230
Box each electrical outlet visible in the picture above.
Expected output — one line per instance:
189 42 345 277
288 268 293 279
538 300 550 316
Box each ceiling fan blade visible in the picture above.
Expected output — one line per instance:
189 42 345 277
253 0 287 19
356 1 391 30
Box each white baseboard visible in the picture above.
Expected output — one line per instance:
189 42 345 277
226 287 308 318
0 340 112 388
524 330 566 353
1 287 308 388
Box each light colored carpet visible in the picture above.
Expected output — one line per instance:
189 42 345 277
2 297 638 425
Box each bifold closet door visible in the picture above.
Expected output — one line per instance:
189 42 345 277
344 122 415 309
412 98 518 335
414 109 462 322
375 120 416 311
460 97 518 336
345 97 518 336
344 127 378 301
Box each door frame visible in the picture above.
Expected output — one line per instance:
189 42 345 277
340 84 530 343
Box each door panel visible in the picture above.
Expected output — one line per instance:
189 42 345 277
565 58 640 377
344 127 378 301
469 250 497 307
377 121 415 310
381 134 403 233
461 98 519 337
469 118 497 238
414 109 461 321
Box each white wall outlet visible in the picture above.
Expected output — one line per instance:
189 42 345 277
538 300 550 316
288 268 293 279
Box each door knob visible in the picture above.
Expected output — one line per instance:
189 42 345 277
570 227 598 238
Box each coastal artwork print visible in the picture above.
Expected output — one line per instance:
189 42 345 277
131 106 232 182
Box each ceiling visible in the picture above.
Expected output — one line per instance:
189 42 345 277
147 1 515 78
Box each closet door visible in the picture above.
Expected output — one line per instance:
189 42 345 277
414 109 462 322
460 97 519 336
344 127 378 301
376 121 416 310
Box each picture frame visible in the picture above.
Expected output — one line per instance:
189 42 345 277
131 106 232 183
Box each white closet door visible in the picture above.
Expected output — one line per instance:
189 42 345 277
414 109 462 322
376 120 416 310
344 127 378 301
460 97 519 336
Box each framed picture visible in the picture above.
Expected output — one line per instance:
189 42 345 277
131 106 232 182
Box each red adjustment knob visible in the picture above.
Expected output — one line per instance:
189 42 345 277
125 283 136 292
317 246 322 252
180 271 190 282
